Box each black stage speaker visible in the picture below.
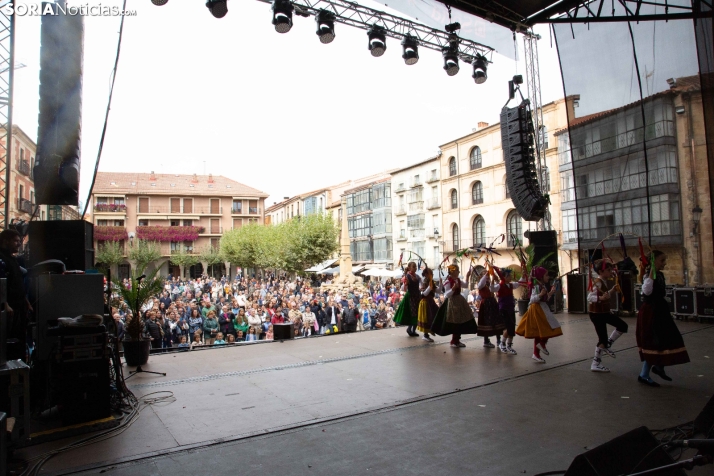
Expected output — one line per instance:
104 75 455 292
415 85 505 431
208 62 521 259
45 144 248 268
500 101 548 221
34 2 84 205
674 288 696 316
527 230 558 273
273 323 294 340
566 273 588 313
695 395 714 438
565 426 684 476
28 220 94 271
57 357 110 425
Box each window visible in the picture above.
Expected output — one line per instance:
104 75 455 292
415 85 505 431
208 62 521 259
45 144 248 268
372 210 392 235
233 218 243 229
505 179 510 199
350 240 372 262
541 166 551 192
412 241 425 258
373 237 393 261
450 189 458 209
399 220 406 239
170 198 181 213
210 218 220 234
538 125 549 151
249 200 258 214
451 224 459 250
473 217 485 245
138 197 149 213
210 199 220 214
449 157 457 176
19 184 23 200
183 220 193 226
183 198 193 213
470 146 482 170
407 214 424 228
97 220 108 226
139 219 149 226
304 197 317 216
232 200 243 213
472 182 483 205
348 215 372 238
506 211 522 247
347 189 372 215
372 183 391 209
170 220 180 226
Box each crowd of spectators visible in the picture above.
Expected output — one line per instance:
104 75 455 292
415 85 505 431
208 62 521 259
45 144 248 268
112 273 444 352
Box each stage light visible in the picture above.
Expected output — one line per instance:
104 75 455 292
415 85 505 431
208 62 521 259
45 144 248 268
272 0 294 33
472 54 488 84
442 42 459 76
401 35 419 65
315 10 336 44
206 0 227 18
151 0 168 5
367 26 387 57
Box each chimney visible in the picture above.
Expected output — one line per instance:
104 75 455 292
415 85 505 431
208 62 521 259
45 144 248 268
283 196 289 200
208 173 214 183
149 171 156 181
477 121 488 129
191 173 198 183
565 94 581 121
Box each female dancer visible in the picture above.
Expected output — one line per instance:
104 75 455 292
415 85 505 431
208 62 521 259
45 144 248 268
493 268 521 355
587 260 628 372
477 266 505 348
394 262 421 337
515 266 562 363
431 264 478 347
417 267 439 343
636 250 690 387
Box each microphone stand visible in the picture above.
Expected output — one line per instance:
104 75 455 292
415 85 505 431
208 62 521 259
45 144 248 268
624 454 711 476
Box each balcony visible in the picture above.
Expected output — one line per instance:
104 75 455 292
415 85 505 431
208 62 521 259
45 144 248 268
410 178 422 188
426 198 440 210
397 231 407 242
17 198 32 214
136 226 205 242
409 228 425 239
202 226 223 235
94 203 127 213
395 206 407 216
232 206 260 215
408 201 424 212
426 228 441 239
426 172 439 183
17 159 30 176
95 226 128 241
395 183 407 193
137 206 223 215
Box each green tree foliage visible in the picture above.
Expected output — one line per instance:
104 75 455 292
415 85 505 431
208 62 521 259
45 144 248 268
221 214 338 272
198 245 224 266
128 240 162 271
95 241 125 270
169 248 199 269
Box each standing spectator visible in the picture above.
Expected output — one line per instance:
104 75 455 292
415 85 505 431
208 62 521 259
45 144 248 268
203 311 219 345
218 305 236 339
144 311 163 350
188 308 204 340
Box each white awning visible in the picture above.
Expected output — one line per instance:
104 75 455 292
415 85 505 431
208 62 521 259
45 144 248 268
305 258 339 273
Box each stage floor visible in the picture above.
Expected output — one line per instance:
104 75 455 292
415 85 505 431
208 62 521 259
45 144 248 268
19 313 714 475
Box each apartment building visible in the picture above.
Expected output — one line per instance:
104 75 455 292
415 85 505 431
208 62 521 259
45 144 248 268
91 171 267 278
343 177 393 265
391 156 442 267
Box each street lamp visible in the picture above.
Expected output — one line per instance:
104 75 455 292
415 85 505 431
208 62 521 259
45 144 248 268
692 206 703 233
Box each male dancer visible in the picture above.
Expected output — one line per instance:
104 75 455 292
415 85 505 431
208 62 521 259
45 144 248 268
493 268 521 355
588 260 628 372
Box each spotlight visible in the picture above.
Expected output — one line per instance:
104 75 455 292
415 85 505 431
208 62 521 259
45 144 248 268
151 0 168 5
206 0 227 18
367 26 387 57
442 42 459 76
401 35 419 65
472 54 488 84
315 10 335 44
272 0 294 33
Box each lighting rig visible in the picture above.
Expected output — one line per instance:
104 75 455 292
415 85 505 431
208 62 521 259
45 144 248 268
154 0 494 81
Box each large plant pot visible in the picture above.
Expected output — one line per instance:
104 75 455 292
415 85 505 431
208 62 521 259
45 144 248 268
517 299 529 317
123 339 151 367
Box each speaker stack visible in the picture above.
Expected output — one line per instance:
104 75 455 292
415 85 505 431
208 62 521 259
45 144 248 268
34 2 84 206
500 101 548 221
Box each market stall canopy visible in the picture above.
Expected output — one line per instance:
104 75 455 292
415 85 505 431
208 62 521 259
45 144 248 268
305 258 339 273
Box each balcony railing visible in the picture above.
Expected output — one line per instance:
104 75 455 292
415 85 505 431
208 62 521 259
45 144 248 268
409 228 425 239
231 206 261 215
397 231 407 241
395 206 407 216
17 159 30 176
426 173 439 183
410 178 422 188
204 227 223 234
395 183 407 193
408 201 424 212
137 206 223 214
18 198 32 214
426 198 440 210
94 203 127 213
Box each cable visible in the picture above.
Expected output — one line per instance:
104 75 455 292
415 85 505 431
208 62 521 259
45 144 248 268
80 0 128 220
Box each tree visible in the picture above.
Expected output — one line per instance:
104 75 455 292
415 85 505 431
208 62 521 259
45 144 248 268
221 224 281 271
95 241 124 272
279 213 339 273
198 245 224 266
128 240 162 272
169 248 199 278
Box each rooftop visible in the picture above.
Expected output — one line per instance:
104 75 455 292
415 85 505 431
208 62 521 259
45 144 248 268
92 172 268 198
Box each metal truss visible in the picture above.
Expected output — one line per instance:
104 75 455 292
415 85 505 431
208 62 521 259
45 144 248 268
255 0 495 63
0 8 13 230
529 0 713 24
523 31 551 231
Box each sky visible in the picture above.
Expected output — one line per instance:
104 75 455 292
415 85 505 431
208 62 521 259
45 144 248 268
11 0 565 207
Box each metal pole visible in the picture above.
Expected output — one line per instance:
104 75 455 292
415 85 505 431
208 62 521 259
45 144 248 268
3 11 13 229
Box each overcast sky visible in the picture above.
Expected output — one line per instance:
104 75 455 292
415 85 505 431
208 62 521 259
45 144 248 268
11 0 564 206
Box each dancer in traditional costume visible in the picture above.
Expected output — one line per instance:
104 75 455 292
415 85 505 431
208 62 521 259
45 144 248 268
431 264 478 347
476 266 504 348
393 262 420 337
587 259 628 373
417 267 439 343
493 268 522 355
515 266 562 363
636 250 690 387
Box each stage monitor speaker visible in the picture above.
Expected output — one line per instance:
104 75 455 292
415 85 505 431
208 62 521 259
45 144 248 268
28 220 94 271
674 288 696 316
500 102 548 221
34 2 84 205
56 357 110 425
565 426 684 476
273 323 294 340
566 273 588 313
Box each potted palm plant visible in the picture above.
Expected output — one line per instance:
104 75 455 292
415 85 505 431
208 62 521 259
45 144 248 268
516 244 557 316
113 267 164 366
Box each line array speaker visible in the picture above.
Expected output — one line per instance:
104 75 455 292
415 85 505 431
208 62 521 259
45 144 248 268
500 101 548 221
34 2 84 206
